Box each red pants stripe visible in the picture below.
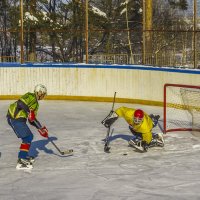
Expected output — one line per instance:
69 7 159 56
20 143 30 152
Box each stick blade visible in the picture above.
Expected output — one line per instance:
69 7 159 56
104 145 111 153
62 149 73 155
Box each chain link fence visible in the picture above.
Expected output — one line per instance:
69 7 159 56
0 0 199 68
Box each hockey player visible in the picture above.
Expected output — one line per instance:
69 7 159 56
7 84 49 170
102 106 164 152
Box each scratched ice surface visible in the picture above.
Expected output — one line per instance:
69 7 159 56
0 100 200 200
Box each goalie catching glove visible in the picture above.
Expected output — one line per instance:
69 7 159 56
102 111 118 128
38 126 48 138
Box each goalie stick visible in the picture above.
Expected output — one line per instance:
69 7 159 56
104 127 114 153
157 120 165 134
101 92 117 153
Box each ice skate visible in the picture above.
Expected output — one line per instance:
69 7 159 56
26 156 35 164
128 139 145 152
16 158 33 170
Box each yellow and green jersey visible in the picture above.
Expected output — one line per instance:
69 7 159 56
8 92 39 119
115 106 153 144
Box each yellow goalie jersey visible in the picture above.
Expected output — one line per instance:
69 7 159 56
115 106 153 144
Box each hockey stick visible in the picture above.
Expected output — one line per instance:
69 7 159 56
101 92 117 125
34 120 73 155
102 92 117 153
104 127 114 152
157 120 164 134
49 139 73 155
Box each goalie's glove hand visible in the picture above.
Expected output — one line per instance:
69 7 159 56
102 112 118 128
38 126 48 138
104 117 118 128
150 114 160 128
28 110 36 122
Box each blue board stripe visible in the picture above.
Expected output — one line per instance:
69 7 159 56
0 62 200 74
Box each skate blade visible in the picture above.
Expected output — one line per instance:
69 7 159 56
128 141 144 153
130 145 144 153
16 165 33 170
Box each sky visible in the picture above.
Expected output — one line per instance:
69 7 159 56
0 100 200 200
186 0 200 15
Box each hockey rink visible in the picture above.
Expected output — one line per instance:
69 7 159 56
0 100 200 200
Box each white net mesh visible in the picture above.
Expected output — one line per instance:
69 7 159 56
165 84 200 134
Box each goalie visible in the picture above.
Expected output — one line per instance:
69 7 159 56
102 106 164 152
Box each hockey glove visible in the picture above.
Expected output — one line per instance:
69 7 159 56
149 114 160 128
28 110 36 122
38 126 48 138
102 112 118 128
104 117 118 128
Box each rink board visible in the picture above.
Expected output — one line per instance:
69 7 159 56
0 63 200 106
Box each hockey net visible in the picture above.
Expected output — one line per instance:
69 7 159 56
164 84 200 135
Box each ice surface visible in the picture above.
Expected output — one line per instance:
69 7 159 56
0 100 200 200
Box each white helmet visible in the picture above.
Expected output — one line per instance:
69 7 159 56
34 84 47 100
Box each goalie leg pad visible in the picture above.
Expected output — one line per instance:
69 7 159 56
150 133 165 147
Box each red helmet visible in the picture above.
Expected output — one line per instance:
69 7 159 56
133 109 144 124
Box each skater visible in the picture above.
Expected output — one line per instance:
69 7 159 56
7 84 49 170
102 106 164 152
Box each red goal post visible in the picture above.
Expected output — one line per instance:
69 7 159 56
164 83 200 134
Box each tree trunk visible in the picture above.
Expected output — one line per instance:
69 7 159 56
144 0 153 57
29 0 36 61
